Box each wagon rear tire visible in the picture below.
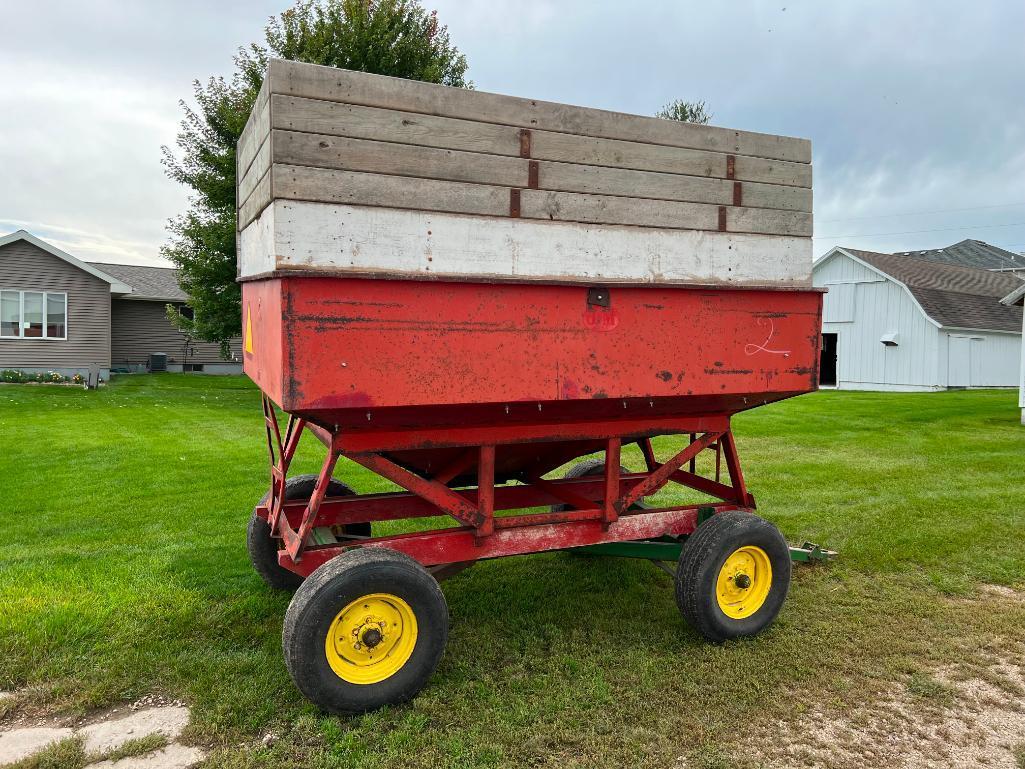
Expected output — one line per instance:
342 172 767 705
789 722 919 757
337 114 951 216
675 510 790 642
283 548 448 714
248 475 370 592
550 458 648 513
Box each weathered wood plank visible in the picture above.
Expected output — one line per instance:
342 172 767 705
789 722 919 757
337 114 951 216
520 189 718 231
272 94 812 189
267 59 811 163
273 129 529 188
520 189 812 236
272 129 809 212
238 169 272 230
272 94 521 156
531 130 812 188
271 163 812 236
240 200 813 286
726 206 813 237
239 137 272 210
273 164 510 218
540 162 752 208
740 180 812 212
734 154 812 189
238 83 271 182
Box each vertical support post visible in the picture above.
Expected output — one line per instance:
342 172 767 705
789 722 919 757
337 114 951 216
262 394 305 534
720 429 755 508
603 437 621 528
289 449 341 558
476 445 496 541
688 432 697 473
639 438 658 473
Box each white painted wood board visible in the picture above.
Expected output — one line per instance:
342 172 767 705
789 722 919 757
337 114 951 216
239 200 813 287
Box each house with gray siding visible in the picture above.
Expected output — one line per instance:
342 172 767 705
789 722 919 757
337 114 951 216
0 230 241 377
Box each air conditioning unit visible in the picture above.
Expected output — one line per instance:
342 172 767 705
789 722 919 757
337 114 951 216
148 353 168 372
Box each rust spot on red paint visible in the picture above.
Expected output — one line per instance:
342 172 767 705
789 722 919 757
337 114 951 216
656 370 672 382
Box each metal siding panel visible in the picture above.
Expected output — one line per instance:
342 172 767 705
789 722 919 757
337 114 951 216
964 333 1021 387
0 241 110 368
110 299 242 366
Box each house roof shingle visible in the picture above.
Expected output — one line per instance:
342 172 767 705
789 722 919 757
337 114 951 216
844 248 1024 332
88 262 187 302
893 239 1025 271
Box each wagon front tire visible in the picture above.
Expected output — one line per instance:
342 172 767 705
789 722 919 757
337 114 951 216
248 475 370 592
283 548 448 714
675 510 791 642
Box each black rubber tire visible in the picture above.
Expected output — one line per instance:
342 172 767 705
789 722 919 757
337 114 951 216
550 458 647 512
282 548 449 714
675 510 791 643
247 474 370 592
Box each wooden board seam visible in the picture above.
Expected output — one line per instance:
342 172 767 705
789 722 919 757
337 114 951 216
267 157 812 216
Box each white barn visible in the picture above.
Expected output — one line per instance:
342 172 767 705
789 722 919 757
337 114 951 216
813 244 1024 392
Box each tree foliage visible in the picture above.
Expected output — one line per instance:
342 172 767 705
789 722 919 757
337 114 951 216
162 0 469 355
655 99 713 125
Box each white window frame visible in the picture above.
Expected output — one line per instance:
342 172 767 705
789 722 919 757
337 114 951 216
0 290 68 340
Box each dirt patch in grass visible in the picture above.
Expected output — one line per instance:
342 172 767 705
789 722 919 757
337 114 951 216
719 649 1025 769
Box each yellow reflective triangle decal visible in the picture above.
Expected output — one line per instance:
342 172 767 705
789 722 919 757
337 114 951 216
245 305 254 354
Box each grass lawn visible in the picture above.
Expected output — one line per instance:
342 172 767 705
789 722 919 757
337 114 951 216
1 375 1024 768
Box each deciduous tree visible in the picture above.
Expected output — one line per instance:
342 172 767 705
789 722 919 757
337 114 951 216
162 0 469 355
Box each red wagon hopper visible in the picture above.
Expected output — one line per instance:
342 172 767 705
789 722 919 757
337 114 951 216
237 59 822 713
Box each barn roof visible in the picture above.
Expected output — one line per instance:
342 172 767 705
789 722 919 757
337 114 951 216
843 248 1024 332
892 239 1025 271
87 262 187 302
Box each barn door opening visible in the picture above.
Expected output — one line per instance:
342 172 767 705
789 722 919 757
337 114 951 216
947 335 975 388
820 333 838 386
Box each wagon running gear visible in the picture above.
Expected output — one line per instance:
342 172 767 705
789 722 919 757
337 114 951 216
248 474 369 591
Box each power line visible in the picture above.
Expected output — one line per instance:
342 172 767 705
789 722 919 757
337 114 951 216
814 221 1025 240
817 201 1025 224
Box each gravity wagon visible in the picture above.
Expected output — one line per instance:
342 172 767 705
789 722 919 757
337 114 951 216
237 59 821 713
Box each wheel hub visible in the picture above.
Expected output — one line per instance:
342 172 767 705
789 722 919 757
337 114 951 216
360 626 384 648
715 546 772 619
325 593 418 684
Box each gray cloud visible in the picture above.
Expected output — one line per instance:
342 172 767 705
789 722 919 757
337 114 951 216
2 0 1023 264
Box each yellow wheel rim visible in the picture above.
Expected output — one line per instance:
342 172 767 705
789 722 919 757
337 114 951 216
324 593 418 684
716 546 772 619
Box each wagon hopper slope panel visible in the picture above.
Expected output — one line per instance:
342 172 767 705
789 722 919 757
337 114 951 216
237 59 813 288
243 277 821 419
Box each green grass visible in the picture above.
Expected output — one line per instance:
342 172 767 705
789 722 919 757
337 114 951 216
1 375 1024 767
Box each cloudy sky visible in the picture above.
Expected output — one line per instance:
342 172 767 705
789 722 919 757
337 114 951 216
2 0 1024 266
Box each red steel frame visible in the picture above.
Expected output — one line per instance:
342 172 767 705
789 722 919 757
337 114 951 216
256 394 757 579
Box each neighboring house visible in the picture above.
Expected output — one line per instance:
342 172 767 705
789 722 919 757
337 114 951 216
0 230 241 377
813 244 1024 391
1000 281 1025 424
